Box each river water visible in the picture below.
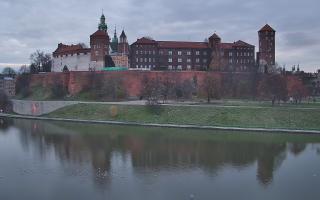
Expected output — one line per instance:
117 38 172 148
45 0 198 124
0 118 320 200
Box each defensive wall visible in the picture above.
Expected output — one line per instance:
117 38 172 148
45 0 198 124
25 71 257 98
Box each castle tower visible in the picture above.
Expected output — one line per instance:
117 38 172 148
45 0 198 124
111 26 119 53
208 33 222 71
90 14 110 70
258 24 276 68
118 30 129 55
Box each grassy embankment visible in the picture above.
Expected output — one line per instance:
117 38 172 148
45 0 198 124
46 103 320 130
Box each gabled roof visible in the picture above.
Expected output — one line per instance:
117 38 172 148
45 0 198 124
120 30 127 38
233 40 255 47
133 37 157 45
259 24 275 32
209 33 221 40
158 41 209 49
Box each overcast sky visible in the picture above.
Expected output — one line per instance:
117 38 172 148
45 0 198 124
0 0 319 72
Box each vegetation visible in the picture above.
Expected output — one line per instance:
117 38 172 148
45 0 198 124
46 103 320 130
30 50 52 73
0 90 12 112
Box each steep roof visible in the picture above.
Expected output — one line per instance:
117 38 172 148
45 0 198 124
133 37 157 45
158 41 208 49
91 30 108 37
233 40 255 47
209 33 221 40
120 30 127 38
259 24 275 32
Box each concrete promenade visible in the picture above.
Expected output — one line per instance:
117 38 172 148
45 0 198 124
1 113 320 135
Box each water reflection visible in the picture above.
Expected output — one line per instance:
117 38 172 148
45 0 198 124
1 118 317 189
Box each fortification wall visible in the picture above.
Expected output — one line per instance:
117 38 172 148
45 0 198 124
27 71 256 98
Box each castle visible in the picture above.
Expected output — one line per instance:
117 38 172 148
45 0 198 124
52 14 276 73
52 14 129 72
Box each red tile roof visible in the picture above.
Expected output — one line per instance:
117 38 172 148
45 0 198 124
233 40 255 47
53 43 90 56
158 41 209 49
133 37 157 45
259 24 275 32
91 30 108 37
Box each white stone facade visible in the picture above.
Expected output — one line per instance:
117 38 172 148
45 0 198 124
52 53 91 72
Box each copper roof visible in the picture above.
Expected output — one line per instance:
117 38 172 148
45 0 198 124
259 24 275 32
158 41 209 49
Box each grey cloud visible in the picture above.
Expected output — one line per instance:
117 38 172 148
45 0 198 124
0 0 319 72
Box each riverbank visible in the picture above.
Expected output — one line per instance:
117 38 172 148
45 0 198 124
3 102 320 134
45 103 320 131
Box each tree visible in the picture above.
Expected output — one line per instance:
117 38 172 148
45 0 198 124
140 75 162 105
18 65 30 74
258 74 288 105
15 74 31 98
202 73 221 103
30 50 52 73
286 76 309 104
2 67 16 77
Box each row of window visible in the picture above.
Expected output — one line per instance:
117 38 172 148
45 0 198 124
160 50 207 56
228 52 254 57
134 65 155 69
168 65 193 70
135 50 157 55
168 58 207 63
229 59 254 64
136 58 156 63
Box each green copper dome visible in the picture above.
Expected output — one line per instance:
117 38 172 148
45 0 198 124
98 14 108 31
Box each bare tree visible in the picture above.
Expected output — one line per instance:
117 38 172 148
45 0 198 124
202 73 221 103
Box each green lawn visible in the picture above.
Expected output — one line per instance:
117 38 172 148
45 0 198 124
46 103 320 131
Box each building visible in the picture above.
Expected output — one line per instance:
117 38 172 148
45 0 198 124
257 24 276 73
130 33 255 72
0 76 15 97
52 14 129 72
208 33 255 72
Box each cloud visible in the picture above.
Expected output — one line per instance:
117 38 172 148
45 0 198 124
0 0 319 72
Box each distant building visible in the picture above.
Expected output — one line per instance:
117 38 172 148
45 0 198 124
130 34 255 72
0 76 15 97
52 14 129 72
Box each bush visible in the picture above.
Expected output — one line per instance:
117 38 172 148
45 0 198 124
51 83 68 99
16 74 31 98
0 90 12 113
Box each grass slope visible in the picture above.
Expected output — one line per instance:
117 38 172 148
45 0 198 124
46 104 320 131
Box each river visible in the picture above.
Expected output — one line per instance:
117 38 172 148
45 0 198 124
0 118 320 200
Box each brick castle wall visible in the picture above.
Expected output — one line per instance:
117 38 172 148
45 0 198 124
27 71 256 98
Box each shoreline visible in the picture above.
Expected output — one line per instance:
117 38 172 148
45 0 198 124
1 113 320 135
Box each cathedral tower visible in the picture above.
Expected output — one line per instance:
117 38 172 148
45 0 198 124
118 30 129 55
90 14 110 70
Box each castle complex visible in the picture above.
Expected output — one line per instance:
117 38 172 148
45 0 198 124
52 14 129 72
52 14 276 73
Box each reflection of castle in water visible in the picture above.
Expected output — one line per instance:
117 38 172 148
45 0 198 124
4 119 310 187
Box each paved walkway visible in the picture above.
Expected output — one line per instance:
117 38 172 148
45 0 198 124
1 113 320 135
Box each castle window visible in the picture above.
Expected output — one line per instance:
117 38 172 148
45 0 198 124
168 58 173 63
187 58 191 63
196 51 200 55
168 50 173 55
178 51 182 56
196 58 200 63
178 58 182 63
177 65 182 70
168 65 173 70
203 51 207 56
187 65 191 70
187 51 191 55
203 59 207 63
136 58 139 62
